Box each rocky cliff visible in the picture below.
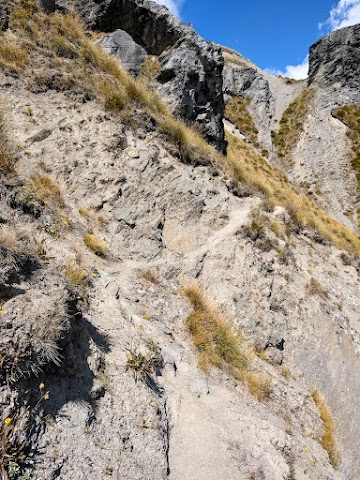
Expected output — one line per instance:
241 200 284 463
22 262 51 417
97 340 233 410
1 2 360 480
309 23 360 94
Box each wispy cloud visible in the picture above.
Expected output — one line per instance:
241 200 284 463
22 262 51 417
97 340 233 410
152 0 183 18
266 56 309 80
319 0 360 31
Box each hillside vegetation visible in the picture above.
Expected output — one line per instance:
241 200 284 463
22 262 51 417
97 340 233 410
3 0 360 258
273 87 315 164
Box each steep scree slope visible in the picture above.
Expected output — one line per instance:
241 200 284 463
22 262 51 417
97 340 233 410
0 2 360 480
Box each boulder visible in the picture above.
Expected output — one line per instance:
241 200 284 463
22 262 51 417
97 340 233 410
101 29 148 75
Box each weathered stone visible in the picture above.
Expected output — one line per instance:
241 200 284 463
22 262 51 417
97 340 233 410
101 29 148 75
308 23 360 93
51 0 227 152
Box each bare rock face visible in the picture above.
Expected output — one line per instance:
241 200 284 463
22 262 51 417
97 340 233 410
53 0 227 152
308 23 360 95
101 29 148 75
223 62 273 150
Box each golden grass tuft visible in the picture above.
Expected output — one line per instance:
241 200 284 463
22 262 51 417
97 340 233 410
273 87 315 165
29 174 63 207
83 234 108 256
79 207 92 220
138 55 161 83
306 277 329 298
0 105 15 173
311 389 339 468
182 283 271 401
65 259 88 286
225 96 259 146
0 43 28 73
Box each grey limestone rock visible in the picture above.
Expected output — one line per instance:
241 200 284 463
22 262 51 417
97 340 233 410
308 23 360 94
101 29 148 75
50 0 227 152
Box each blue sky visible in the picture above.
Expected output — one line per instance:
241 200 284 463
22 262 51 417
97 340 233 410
154 0 360 78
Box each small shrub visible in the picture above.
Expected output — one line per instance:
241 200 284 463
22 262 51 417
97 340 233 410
139 269 160 285
311 389 339 468
9 186 42 217
83 234 108 256
306 277 329 298
126 345 163 394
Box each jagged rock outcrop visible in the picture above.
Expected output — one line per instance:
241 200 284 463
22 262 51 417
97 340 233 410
53 0 227 152
308 23 360 97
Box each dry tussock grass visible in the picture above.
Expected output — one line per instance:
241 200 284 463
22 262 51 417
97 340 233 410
65 259 88 287
0 225 34 256
0 105 15 173
182 283 271 401
224 133 360 256
273 87 314 164
225 97 259 146
29 174 64 207
306 277 329 299
0 42 28 73
83 234 108 256
311 389 339 468
8 1 360 256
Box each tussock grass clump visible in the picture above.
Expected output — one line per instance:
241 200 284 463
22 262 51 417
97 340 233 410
0 106 15 173
273 87 314 164
0 43 28 73
306 277 329 298
223 53 248 68
65 259 88 287
29 174 63 207
225 96 259 146
83 234 108 256
138 55 161 83
311 389 339 468
182 283 271 401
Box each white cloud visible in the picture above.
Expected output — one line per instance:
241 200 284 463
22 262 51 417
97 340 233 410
152 0 183 18
265 56 309 80
319 0 360 31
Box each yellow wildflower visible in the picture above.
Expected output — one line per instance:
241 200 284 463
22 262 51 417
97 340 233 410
63 221 68 225
0 310 3 315
4 417 12 425
39 383 45 390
